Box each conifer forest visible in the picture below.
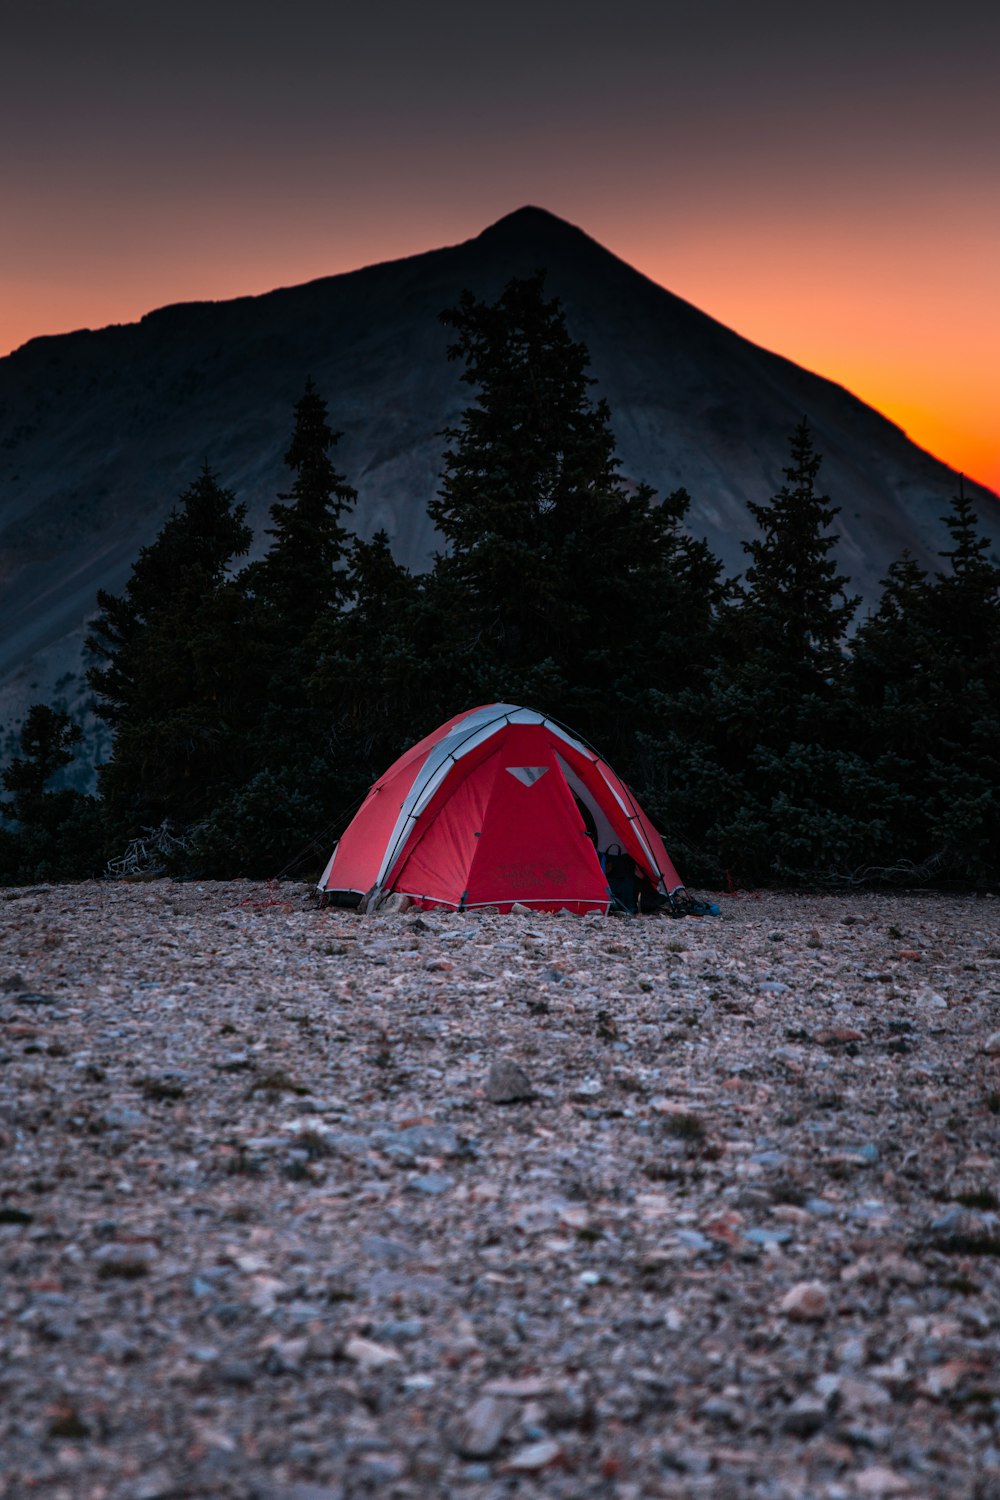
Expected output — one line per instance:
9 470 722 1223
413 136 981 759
2 274 998 890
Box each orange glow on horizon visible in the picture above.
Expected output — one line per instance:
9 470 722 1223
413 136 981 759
3 222 998 502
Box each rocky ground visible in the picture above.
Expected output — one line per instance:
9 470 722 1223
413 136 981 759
1 881 999 1500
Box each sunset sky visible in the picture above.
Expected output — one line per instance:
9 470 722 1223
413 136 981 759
4 1 998 493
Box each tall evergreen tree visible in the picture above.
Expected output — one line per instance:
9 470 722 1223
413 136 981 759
644 421 870 885
307 529 426 783
849 483 1000 879
741 418 859 709
427 272 725 759
252 379 357 631
86 465 252 835
191 387 360 876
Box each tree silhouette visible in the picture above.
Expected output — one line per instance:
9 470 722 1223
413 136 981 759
87 465 252 834
0 706 102 884
428 272 724 758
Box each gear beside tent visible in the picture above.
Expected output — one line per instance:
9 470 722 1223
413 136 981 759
318 704 709 916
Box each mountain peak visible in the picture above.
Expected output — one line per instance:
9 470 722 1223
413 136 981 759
477 205 588 244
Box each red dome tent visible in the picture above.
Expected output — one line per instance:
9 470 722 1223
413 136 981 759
318 704 685 915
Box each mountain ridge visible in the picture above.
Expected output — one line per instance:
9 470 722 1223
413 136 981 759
1 206 997 769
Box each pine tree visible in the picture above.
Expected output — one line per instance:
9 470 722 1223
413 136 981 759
428 272 725 760
86 465 252 835
0 706 103 883
252 379 357 632
935 480 1000 657
189 388 360 877
848 483 1000 879
2 704 82 807
742 418 859 703
307 530 426 781
646 421 869 885
245 382 357 750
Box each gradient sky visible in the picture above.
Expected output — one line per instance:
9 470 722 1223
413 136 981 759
4 1 998 493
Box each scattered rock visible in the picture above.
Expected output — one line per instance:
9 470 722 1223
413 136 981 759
782 1394 828 1436
343 1336 403 1370
0 883 994 1498
853 1465 914 1496
215 1358 256 1388
407 1171 454 1195
93 1241 157 1278
779 1280 830 1321
485 1056 534 1103
503 1438 563 1471
451 1394 516 1457
130 1469 184 1500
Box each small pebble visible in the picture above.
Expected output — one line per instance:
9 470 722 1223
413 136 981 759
780 1280 830 1321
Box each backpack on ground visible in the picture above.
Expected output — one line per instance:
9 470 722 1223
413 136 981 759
602 844 640 913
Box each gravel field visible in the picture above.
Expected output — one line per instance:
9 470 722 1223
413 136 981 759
1 881 999 1500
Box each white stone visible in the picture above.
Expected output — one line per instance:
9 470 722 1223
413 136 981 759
343 1336 403 1370
779 1280 830 1320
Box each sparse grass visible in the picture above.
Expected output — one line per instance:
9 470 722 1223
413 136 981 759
225 1146 263 1176
139 1077 186 1102
942 1275 980 1296
616 1073 645 1095
770 1180 807 1206
954 1188 999 1211
245 1067 308 1098
325 1282 357 1304
47 1405 90 1439
595 1008 619 1042
662 1111 706 1141
951 1387 995 1409
933 1230 1000 1257
96 1259 148 1280
0 1206 32 1225
643 1160 704 1185
296 1129 333 1159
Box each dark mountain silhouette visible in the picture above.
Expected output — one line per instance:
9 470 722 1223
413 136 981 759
1 205 997 760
